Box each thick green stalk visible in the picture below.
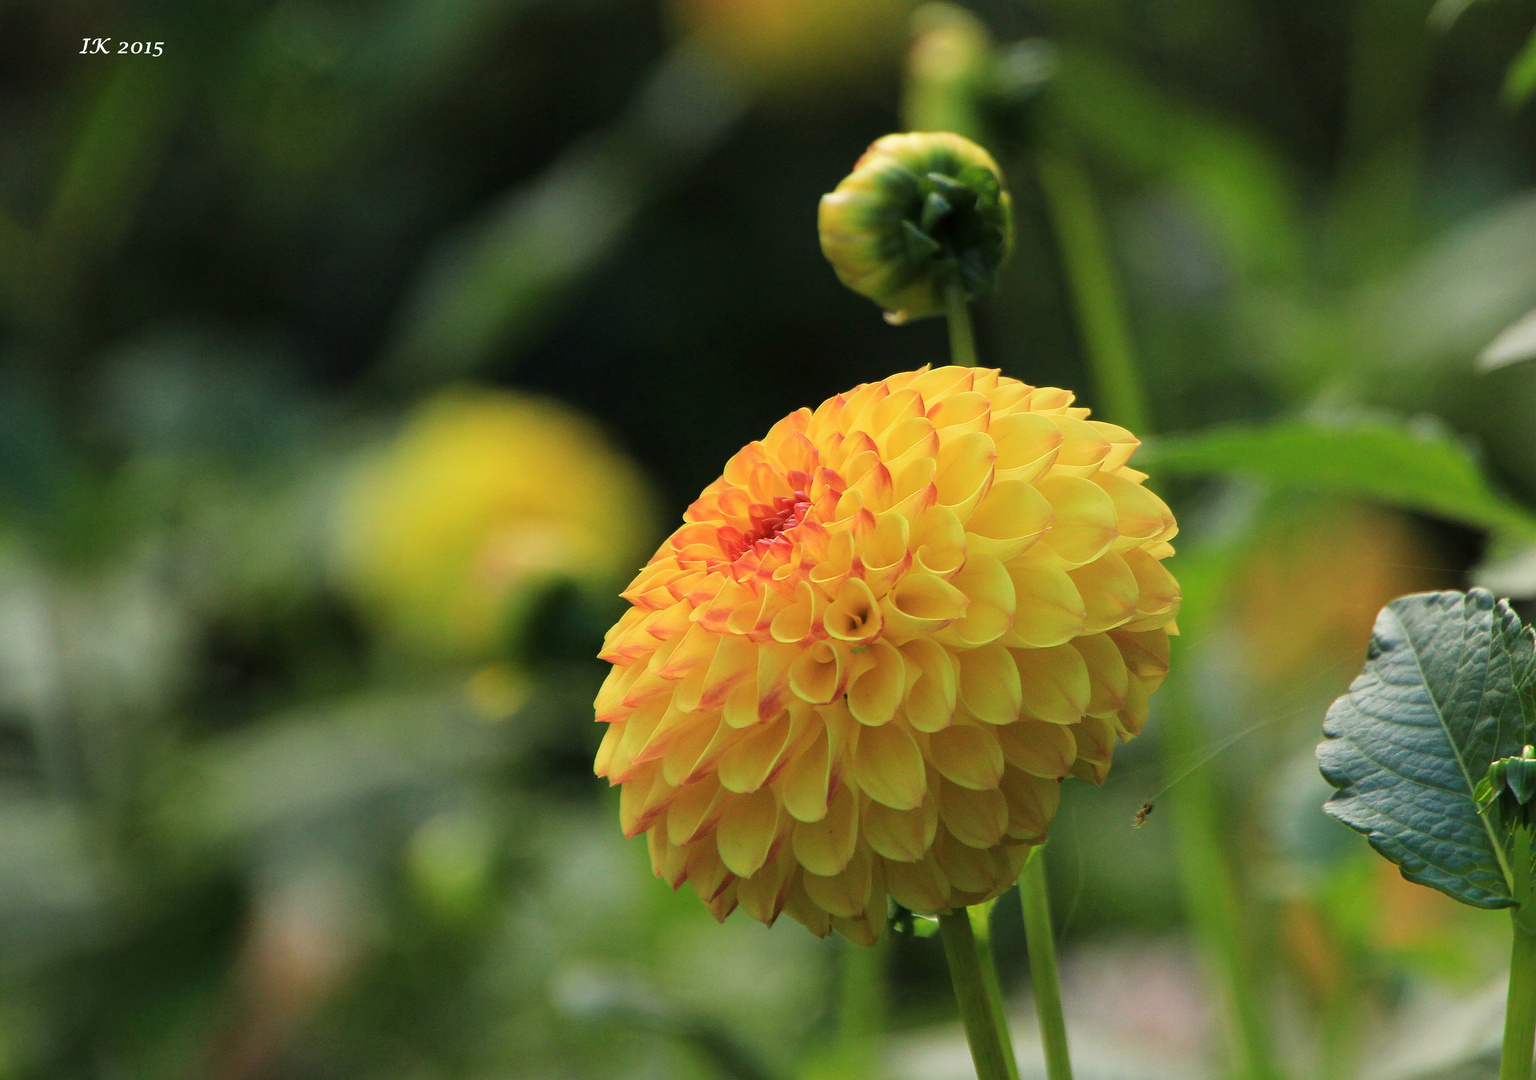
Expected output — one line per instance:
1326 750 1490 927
1032 146 1149 434
940 908 1016 1080
945 280 978 367
969 901 1021 1080
1502 830 1536 1080
1019 848 1073 1080
834 934 885 1079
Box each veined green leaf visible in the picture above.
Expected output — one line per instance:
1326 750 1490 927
1317 589 1536 909
1136 418 1536 541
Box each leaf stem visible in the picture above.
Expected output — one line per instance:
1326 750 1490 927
970 901 1021 1080
939 907 1016 1080
1033 146 1150 433
945 279 978 367
1502 828 1536 1080
1019 848 1073 1080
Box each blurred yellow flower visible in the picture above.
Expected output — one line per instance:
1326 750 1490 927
337 387 655 657
670 0 915 95
595 367 1178 943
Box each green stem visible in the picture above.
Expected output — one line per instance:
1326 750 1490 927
945 279 978 367
1502 829 1536 1080
969 902 1021 1080
1020 848 1073 1080
1160 670 1282 1080
834 933 885 1079
1033 146 1150 434
939 907 1016 1080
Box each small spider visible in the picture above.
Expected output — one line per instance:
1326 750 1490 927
1132 801 1155 829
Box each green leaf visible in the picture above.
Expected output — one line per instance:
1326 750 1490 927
1136 417 1536 542
1317 589 1536 908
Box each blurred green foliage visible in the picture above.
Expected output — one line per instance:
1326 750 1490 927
0 0 1534 1077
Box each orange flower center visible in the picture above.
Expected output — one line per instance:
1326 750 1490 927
730 490 813 562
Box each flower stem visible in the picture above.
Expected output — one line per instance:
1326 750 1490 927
945 279 978 367
1033 146 1150 433
1502 828 1536 1080
940 907 1016 1080
1020 847 1073 1080
969 901 1022 1080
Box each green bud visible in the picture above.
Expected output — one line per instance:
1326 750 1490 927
1480 745 1536 828
818 131 1014 324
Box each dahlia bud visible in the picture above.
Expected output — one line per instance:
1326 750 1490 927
818 133 1014 325
595 366 1179 944
1478 745 1536 828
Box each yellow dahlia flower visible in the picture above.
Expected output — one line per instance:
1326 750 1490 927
337 387 655 657
595 367 1178 943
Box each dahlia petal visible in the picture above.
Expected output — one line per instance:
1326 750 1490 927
718 709 799 793
879 415 940 472
667 775 728 846
965 479 1053 561
620 762 669 837
847 640 905 726
685 839 735 902
824 577 883 642
654 621 719 678
1073 633 1130 717
648 828 689 888
599 606 651 662
1088 421 1140 471
935 554 1014 649
782 870 833 937
889 458 939 519
934 431 996 519
1096 471 1176 551
769 581 822 643
1050 416 1112 477
1110 627 1171 679
809 530 856 594
716 788 783 877
863 796 939 862
911 505 967 578
802 845 873 918
594 718 626 778
938 778 1009 849
722 677 762 729
927 390 991 435
1035 475 1119 569
933 828 995 893
989 412 1062 483
756 641 801 721
1069 552 1139 633
1002 555 1087 648
776 722 834 822
1012 644 1090 725
700 633 755 711
1118 674 1155 736
611 697 668 782
1124 548 1181 617
909 365 975 401
851 722 926 810
881 573 969 636
884 853 950 913
792 783 859 876
737 846 795 926
958 643 1023 725
662 713 732 787
790 640 844 704
926 723 1005 790
832 859 889 945
899 638 958 733
858 513 911 595
1000 765 1059 840
870 388 925 441
634 699 696 767
1070 715 1117 784
995 719 1076 779
1028 386 1075 413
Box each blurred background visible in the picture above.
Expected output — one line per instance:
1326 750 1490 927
1 0 1535 1077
